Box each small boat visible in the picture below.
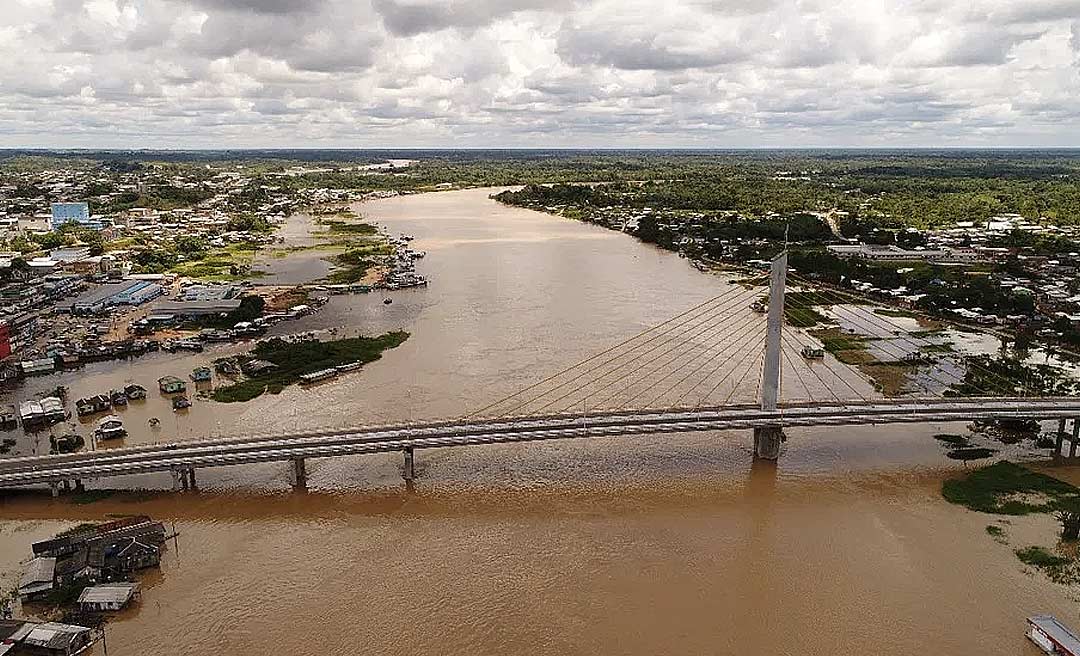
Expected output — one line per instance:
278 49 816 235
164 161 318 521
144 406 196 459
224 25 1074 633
191 367 212 382
95 415 126 440
52 433 84 454
172 396 191 410
124 384 147 400
0 405 17 430
750 300 767 314
109 389 128 406
383 298 393 305
801 347 825 360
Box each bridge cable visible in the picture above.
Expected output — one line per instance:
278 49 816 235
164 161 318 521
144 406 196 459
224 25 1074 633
493 284 764 418
469 278 764 418
628 313 769 410
528 289 765 415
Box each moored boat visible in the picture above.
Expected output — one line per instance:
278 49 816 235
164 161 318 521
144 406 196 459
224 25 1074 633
1028 615 1080 655
95 415 126 441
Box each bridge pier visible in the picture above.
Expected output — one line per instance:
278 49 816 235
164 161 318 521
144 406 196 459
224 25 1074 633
49 482 59 498
171 469 183 492
290 458 307 490
753 426 784 460
73 479 84 493
186 468 197 491
403 447 415 482
1056 419 1066 458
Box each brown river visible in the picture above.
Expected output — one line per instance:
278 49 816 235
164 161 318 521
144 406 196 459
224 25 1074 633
0 188 1074 654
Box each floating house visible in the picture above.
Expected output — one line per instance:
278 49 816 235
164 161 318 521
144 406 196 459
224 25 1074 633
157 376 186 394
18 557 56 602
1028 615 1080 655
19 397 65 428
77 582 140 612
18 622 93 656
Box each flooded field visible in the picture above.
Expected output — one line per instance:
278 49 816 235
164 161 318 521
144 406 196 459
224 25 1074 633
0 188 1070 654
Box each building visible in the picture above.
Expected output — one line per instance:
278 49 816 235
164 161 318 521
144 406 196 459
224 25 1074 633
63 280 162 315
18 557 56 602
0 322 11 360
17 622 93 656
152 299 242 318
826 243 982 263
77 582 139 612
1028 615 1080 655
50 202 104 232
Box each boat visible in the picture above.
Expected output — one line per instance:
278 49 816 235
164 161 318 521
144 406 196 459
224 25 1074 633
801 347 825 360
124 384 147 400
750 300 768 314
95 415 126 440
299 368 339 384
0 405 17 430
158 376 187 394
110 389 128 406
52 433 84 454
1027 615 1080 655
383 298 393 305
190 367 212 382
172 396 192 410
76 394 112 417
335 361 363 373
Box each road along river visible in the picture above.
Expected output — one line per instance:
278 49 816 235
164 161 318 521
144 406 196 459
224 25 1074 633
0 187 1069 654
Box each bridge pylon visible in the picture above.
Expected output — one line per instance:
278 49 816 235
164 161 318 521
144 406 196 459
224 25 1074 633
753 252 787 459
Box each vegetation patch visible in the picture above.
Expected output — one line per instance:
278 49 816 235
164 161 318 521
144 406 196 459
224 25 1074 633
1016 546 1069 569
942 461 1080 515
212 332 409 403
946 447 996 461
934 433 970 447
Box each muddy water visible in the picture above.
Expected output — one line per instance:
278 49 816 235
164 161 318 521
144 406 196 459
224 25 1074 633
0 188 1071 654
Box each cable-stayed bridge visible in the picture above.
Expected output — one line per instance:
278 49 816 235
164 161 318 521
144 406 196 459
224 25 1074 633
3 254 1080 493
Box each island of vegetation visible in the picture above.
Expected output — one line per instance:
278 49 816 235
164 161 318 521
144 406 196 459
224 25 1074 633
211 332 410 403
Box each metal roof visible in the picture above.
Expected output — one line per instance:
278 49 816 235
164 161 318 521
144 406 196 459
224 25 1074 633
19 557 55 588
22 623 91 650
1030 615 1080 655
78 582 139 605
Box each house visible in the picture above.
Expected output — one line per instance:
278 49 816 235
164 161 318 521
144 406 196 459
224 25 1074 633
93 535 163 575
18 557 55 602
1028 615 1080 655
157 376 186 394
77 582 139 612
54 547 94 588
17 622 93 656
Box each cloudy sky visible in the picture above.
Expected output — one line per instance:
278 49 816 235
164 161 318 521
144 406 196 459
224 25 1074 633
1 0 1079 148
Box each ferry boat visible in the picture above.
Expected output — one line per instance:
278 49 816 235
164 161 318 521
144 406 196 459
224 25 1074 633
95 415 126 441
1028 615 1080 655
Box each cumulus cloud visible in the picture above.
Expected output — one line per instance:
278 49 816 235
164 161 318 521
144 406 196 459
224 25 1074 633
0 0 1077 147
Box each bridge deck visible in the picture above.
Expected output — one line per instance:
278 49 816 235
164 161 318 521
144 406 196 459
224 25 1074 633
1 397 1077 488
